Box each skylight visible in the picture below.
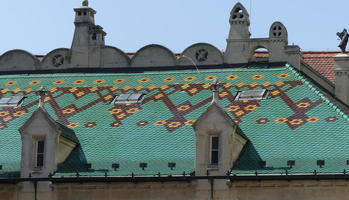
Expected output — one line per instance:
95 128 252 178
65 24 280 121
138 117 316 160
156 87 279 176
0 96 26 107
112 93 145 104
235 89 269 101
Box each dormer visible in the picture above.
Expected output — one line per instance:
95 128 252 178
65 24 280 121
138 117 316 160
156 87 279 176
193 80 248 176
18 88 79 178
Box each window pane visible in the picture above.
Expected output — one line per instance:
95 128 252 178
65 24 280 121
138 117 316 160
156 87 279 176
211 136 219 150
236 89 269 101
7 96 24 105
37 141 44 154
239 89 266 99
211 136 219 165
116 94 130 101
37 154 44 167
0 98 11 105
211 151 218 165
127 94 143 101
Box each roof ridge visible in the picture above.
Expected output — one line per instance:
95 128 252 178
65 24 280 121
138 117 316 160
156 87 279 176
286 64 349 122
0 67 289 79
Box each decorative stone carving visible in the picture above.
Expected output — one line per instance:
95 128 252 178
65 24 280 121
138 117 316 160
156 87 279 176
52 54 64 67
82 0 88 7
269 22 288 40
231 7 244 20
272 25 282 37
179 43 223 66
195 49 209 62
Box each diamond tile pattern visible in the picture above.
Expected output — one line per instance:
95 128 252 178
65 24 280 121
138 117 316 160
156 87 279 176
0 65 347 177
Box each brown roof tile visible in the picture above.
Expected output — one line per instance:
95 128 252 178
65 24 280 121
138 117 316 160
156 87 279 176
301 51 340 84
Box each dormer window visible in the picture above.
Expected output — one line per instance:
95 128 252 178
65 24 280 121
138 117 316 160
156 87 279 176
210 136 219 167
35 139 45 168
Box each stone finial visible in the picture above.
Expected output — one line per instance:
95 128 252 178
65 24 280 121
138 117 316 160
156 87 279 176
210 78 220 105
37 86 47 108
82 0 89 7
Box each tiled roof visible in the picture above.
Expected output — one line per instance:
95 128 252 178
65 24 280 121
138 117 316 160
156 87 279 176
58 122 79 144
254 51 339 84
301 51 340 84
0 64 347 177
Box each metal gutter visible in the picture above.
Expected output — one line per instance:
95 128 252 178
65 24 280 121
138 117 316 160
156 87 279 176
2 173 349 184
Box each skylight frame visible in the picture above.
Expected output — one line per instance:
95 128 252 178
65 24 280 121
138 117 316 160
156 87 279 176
112 93 145 104
0 96 26 107
234 89 269 101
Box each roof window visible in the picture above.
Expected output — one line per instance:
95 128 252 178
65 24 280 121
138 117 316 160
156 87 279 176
0 96 26 107
112 93 145 104
234 89 269 101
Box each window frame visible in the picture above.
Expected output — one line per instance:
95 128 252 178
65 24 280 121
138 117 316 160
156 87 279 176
112 93 145 104
0 96 25 107
209 136 220 167
34 138 45 169
234 89 269 101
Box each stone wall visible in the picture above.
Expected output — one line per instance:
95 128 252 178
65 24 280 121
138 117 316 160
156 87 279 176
2 179 349 200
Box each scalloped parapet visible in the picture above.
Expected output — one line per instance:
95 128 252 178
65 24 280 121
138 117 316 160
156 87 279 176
131 44 177 68
179 43 223 66
0 50 39 71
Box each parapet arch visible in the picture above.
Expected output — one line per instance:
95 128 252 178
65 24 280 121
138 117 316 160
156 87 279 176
101 46 130 68
40 48 70 70
130 44 177 68
179 43 223 66
0 49 39 71
248 44 270 62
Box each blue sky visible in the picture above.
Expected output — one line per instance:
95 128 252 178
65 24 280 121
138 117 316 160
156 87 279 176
1 0 348 55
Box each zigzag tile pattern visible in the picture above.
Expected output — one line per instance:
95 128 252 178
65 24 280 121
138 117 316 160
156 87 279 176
0 65 347 176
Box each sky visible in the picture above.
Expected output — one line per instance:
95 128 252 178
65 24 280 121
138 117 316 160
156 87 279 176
1 0 348 55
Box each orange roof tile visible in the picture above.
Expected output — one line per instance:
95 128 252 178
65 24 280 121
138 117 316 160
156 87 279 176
301 51 340 84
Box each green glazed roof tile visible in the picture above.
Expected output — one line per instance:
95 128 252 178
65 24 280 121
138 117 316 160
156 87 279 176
0 64 347 177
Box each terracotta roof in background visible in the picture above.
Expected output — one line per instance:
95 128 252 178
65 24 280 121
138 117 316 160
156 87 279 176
255 51 339 83
34 51 339 83
301 51 339 84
